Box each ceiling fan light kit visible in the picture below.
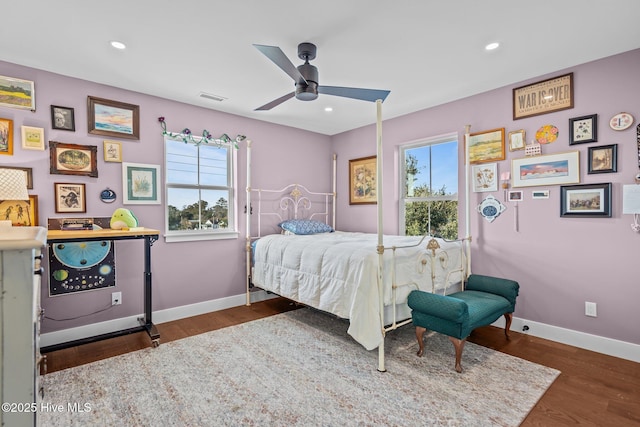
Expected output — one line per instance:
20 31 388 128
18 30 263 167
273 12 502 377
254 42 390 110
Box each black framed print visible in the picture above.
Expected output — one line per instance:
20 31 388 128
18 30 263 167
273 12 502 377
51 105 76 131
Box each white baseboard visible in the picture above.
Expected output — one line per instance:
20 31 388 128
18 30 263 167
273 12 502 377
40 290 276 348
492 316 640 364
42 294 639 364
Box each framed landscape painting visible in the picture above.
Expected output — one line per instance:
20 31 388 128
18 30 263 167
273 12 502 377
88 96 140 140
512 151 580 188
0 75 35 110
467 128 505 164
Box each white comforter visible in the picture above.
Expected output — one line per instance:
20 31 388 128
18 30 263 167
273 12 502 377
252 231 464 350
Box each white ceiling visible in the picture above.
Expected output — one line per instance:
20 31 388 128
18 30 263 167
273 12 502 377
2 1 640 136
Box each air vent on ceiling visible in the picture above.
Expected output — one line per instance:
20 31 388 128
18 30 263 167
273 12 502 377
199 92 227 102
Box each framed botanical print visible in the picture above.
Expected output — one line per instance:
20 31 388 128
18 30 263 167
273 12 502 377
472 163 498 192
569 114 597 145
122 162 161 204
349 156 377 204
50 141 98 177
54 183 86 213
508 130 525 151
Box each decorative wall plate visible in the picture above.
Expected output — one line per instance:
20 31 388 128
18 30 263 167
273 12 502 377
100 188 117 203
609 112 634 131
477 195 506 223
535 125 558 144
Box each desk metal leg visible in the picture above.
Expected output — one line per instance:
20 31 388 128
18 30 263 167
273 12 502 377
140 235 160 347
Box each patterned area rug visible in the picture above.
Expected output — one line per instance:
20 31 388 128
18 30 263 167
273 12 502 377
41 308 559 426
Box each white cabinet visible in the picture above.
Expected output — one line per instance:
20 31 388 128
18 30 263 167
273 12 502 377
0 226 47 427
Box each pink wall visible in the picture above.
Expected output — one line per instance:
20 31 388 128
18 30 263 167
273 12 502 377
0 61 332 333
333 49 640 345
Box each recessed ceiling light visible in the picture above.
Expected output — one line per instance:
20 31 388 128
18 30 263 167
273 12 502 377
324 107 333 112
485 42 500 51
110 41 127 50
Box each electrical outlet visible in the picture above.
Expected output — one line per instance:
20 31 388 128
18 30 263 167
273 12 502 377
585 301 597 317
112 291 122 306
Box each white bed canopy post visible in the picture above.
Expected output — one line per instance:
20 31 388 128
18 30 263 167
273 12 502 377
375 99 387 373
464 125 472 281
246 139 253 306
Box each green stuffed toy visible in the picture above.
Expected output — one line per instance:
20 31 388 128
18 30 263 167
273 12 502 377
110 208 139 230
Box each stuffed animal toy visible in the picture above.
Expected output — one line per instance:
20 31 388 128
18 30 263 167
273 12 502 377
110 208 139 230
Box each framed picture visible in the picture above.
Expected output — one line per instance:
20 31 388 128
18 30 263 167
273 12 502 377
122 162 161 204
88 96 140 140
508 129 525 151
50 141 98 177
532 190 550 199
0 166 33 189
560 183 611 218
103 140 123 162
472 163 498 192
513 73 573 120
54 183 86 213
51 105 76 131
588 144 617 174
508 190 523 201
0 195 38 226
0 75 35 110
21 126 45 151
569 114 597 145
0 118 13 155
467 128 505 164
512 151 580 188
349 156 377 204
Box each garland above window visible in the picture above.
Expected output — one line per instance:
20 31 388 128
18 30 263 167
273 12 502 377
158 117 245 148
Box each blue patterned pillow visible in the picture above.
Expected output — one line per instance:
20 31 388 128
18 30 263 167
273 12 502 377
278 219 333 235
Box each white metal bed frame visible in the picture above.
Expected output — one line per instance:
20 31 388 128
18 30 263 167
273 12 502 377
244 102 472 371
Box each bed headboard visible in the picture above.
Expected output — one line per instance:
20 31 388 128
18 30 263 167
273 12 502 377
248 183 335 238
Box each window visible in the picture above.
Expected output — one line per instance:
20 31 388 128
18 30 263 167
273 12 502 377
164 136 237 242
399 133 458 240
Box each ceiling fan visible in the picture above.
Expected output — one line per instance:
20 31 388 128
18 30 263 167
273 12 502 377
253 42 390 111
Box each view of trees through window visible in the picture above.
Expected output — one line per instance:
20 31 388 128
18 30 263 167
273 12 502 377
402 136 458 240
165 137 233 233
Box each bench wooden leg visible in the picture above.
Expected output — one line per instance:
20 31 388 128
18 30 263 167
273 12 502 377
415 326 427 357
448 336 466 373
504 312 513 339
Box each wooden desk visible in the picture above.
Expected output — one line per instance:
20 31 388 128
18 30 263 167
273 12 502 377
43 228 160 351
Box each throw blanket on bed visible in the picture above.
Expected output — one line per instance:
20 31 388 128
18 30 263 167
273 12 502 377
252 231 464 350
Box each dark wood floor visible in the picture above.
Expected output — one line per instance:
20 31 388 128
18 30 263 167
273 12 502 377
42 298 640 426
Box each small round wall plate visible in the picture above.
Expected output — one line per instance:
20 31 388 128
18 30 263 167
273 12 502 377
609 112 634 131
535 124 558 144
100 188 117 203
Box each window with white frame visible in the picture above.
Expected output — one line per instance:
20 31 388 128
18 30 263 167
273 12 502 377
399 133 459 240
164 136 237 242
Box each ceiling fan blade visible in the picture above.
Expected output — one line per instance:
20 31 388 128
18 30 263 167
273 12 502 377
253 44 307 85
318 86 390 103
254 92 296 111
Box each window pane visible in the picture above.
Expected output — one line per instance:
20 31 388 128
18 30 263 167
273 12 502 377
405 141 457 198
201 189 229 229
199 144 228 187
405 200 458 240
167 188 200 230
166 139 198 185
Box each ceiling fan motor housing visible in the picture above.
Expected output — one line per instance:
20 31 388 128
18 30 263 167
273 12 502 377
296 62 319 100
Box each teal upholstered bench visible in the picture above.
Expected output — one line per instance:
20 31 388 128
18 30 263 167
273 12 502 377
407 274 519 373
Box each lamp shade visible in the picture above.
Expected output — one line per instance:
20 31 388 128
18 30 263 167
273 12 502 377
0 168 29 201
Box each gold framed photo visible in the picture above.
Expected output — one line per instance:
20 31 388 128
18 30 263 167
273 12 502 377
21 126 45 150
104 140 123 162
349 155 377 205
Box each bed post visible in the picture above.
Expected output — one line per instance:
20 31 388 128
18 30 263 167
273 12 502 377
246 139 253 306
332 153 337 230
464 126 472 283
375 99 386 373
